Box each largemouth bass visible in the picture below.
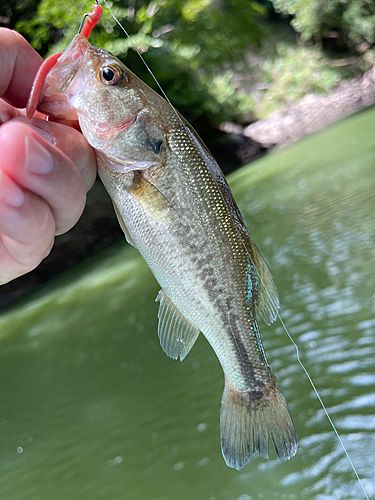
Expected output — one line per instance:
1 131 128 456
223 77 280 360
38 34 297 469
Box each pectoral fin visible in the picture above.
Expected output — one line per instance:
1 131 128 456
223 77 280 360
155 290 200 361
129 175 177 224
112 202 135 247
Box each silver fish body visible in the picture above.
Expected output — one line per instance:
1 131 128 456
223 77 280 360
100 119 268 387
39 35 297 469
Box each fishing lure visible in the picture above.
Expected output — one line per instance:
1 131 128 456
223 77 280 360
26 1 103 120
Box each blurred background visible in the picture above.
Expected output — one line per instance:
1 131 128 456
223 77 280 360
0 2 374 499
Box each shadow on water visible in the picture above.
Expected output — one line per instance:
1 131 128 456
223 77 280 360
0 109 374 499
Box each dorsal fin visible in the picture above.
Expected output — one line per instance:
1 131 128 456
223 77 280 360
156 290 200 361
241 228 279 325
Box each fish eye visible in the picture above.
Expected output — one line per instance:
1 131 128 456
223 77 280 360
99 64 124 86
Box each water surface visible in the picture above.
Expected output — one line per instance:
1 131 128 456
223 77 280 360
0 109 374 499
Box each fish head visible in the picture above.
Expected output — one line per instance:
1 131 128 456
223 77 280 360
40 34 166 172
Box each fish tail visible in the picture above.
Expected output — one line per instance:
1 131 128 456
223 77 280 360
220 378 297 470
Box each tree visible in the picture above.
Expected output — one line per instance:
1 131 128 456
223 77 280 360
272 0 375 50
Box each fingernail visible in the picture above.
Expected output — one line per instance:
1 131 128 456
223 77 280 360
0 170 25 208
25 134 54 174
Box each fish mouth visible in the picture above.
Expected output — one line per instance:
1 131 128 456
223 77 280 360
38 35 91 121
39 35 138 136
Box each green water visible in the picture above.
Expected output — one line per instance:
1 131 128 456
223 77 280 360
0 109 374 500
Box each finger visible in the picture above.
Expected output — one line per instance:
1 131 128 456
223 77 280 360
0 231 54 284
0 241 31 285
0 171 54 244
0 173 55 284
27 117 97 190
0 98 21 124
0 120 95 235
0 28 43 108
0 98 59 126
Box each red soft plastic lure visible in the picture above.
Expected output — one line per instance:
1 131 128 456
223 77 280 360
26 2 103 120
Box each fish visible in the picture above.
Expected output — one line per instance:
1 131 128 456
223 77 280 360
37 33 297 469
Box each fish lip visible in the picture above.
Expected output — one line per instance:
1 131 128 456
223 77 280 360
56 35 91 92
80 111 139 138
94 115 137 137
38 35 91 120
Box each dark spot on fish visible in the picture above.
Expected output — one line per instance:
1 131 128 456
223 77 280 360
222 296 270 388
189 241 200 252
205 277 218 289
148 137 164 155
248 389 265 401
213 297 223 308
196 255 212 268
198 267 210 280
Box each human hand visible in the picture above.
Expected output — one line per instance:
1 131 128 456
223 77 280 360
0 29 97 285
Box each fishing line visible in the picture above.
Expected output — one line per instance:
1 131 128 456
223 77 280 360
277 312 370 500
100 2 369 496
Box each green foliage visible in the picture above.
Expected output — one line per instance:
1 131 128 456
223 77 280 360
15 0 265 126
0 0 39 28
272 0 375 49
254 43 345 118
16 0 94 52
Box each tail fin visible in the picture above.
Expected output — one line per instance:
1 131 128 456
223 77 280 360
220 380 297 470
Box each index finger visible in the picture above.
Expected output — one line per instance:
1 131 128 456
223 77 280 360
0 28 42 108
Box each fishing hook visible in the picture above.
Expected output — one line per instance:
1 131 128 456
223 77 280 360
79 0 103 39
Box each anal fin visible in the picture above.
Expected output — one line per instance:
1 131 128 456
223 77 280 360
155 290 200 361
